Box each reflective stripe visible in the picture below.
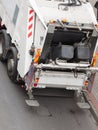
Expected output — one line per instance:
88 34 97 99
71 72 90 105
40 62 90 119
28 9 34 38
28 32 32 38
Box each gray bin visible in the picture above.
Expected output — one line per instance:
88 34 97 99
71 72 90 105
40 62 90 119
75 46 90 61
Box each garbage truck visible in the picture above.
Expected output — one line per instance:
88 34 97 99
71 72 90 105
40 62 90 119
0 0 98 107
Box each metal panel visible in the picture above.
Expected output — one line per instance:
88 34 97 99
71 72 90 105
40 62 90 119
1 0 16 20
37 71 86 89
35 0 97 24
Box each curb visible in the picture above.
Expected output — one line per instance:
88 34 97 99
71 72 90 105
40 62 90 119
85 92 98 123
89 102 98 123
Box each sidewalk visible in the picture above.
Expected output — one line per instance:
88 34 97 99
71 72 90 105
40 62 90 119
88 75 98 122
85 0 98 122
86 48 98 122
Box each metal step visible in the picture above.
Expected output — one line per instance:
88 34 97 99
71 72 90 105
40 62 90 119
25 99 40 107
33 88 75 98
77 102 90 109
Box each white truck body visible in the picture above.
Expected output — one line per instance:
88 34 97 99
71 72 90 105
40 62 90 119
0 0 98 94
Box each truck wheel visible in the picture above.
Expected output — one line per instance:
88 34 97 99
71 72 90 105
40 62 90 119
0 33 4 60
7 47 18 82
0 30 11 61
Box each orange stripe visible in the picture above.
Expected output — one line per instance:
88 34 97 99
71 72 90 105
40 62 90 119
29 10 34 15
28 24 33 30
29 16 33 22
28 32 32 38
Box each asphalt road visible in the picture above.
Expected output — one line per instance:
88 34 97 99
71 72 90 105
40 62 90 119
0 62 98 130
0 1 98 130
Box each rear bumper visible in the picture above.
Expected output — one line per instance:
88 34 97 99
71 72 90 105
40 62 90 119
36 71 86 90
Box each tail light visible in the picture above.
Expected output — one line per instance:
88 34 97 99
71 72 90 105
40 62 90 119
33 78 39 88
49 19 56 24
84 80 89 86
61 19 67 23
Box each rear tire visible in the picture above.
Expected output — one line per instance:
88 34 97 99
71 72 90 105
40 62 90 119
0 33 4 60
7 47 18 82
0 30 11 61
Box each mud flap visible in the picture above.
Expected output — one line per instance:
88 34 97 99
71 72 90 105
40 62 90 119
87 73 96 93
25 63 36 90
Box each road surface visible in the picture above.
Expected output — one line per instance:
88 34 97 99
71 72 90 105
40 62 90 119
0 63 98 130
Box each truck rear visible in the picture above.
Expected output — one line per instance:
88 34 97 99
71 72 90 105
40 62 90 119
0 0 98 107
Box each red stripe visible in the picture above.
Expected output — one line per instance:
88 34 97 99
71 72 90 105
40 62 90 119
29 16 33 22
29 10 34 15
28 32 32 38
28 24 33 30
